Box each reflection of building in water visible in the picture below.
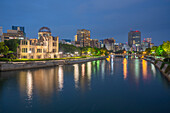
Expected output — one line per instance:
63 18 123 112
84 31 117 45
135 59 140 82
80 63 91 92
151 64 156 77
18 66 64 101
96 60 100 74
111 58 114 75
74 64 79 88
81 64 85 77
123 58 127 79
92 61 96 74
101 60 106 80
87 62 91 81
26 71 33 101
58 65 64 91
19 71 27 95
142 59 147 79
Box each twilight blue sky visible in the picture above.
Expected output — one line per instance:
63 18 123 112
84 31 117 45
0 0 170 45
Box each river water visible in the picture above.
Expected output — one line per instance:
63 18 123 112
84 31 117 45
0 58 170 113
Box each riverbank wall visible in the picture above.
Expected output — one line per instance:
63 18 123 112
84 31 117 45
143 57 170 81
0 56 107 71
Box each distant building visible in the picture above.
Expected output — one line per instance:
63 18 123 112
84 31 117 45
76 29 91 47
12 26 26 37
0 27 2 42
1 26 26 41
103 38 115 51
17 27 59 59
128 30 141 47
128 30 141 51
90 39 100 48
146 38 151 43
141 38 154 51
60 39 71 45
100 40 104 48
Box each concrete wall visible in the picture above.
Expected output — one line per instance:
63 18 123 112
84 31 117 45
0 57 107 71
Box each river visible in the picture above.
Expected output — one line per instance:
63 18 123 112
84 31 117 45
0 58 170 113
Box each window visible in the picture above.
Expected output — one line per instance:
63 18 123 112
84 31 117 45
43 49 46 53
37 49 42 53
53 49 56 52
53 42 57 46
22 40 27 45
37 56 41 59
22 48 27 53
22 56 27 58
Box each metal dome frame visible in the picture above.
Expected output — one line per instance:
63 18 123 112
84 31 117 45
39 27 51 33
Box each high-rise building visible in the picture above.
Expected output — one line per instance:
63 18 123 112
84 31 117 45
76 29 91 47
128 30 141 47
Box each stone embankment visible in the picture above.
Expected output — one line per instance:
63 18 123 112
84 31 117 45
143 57 170 81
0 56 107 71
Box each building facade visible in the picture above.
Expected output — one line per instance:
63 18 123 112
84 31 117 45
1 26 26 41
76 29 91 47
17 27 59 59
128 30 141 47
12 26 26 37
103 38 115 51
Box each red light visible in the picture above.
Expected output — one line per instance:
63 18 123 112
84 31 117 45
136 30 139 32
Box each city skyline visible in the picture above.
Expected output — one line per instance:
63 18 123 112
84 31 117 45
1 0 170 46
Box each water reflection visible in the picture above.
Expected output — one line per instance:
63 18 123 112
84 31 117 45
101 60 105 80
58 65 64 91
142 59 147 80
87 62 92 81
1 58 170 113
135 59 140 81
123 58 127 80
74 64 79 88
81 64 85 77
151 64 156 77
26 71 33 101
111 58 114 75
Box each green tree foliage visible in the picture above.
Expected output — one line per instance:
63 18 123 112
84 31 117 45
4 39 20 52
162 41 170 55
145 48 151 55
0 42 9 55
150 46 158 55
156 45 166 56
59 43 81 54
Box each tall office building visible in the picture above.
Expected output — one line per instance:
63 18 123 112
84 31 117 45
128 30 141 47
76 29 91 47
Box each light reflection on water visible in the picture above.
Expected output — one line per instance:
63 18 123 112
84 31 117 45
123 58 127 80
0 58 170 113
142 59 147 80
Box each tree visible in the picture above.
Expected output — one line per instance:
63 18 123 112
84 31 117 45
156 45 165 56
162 41 170 56
4 39 20 52
145 48 151 55
150 46 158 55
0 42 9 55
